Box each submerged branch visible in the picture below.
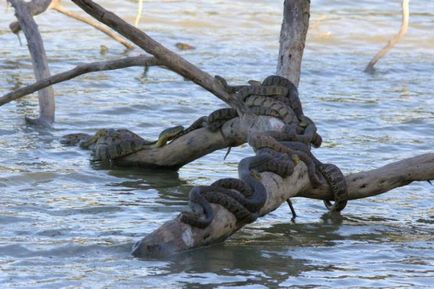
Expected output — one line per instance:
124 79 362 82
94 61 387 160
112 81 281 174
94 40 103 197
0 56 159 106
365 0 410 72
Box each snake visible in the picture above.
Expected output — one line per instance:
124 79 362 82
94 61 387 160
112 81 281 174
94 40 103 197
262 75 304 120
317 163 348 212
169 116 208 142
248 132 322 188
61 126 184 161
181 153 292 228
206 108 239 132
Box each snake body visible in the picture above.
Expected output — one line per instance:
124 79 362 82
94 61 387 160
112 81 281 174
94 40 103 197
318 163 348 212
207 108 239 131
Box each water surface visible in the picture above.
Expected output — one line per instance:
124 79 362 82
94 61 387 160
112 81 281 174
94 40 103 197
0 0 433 288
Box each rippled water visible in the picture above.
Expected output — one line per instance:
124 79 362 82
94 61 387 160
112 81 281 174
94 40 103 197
1 0 433 288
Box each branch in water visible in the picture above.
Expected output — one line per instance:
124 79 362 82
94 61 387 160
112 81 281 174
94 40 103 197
0 56 160 106
365 0 410 72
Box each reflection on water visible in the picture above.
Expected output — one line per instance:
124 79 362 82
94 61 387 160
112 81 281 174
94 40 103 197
0 0 433 288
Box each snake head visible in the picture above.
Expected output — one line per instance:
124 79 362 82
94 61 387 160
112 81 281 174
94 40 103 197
250 169 262 180
291 154 301 165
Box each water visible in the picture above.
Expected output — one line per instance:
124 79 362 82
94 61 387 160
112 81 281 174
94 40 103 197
0 0 433 288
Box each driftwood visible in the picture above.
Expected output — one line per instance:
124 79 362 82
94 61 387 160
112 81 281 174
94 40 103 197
8 0 55 125
365 0 410 72
68 0 434 260
0 56 159 106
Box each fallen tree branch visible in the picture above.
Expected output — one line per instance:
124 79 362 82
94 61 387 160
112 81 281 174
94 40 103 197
0 55 159 106
365 0 410 72
132 151 434 258
8 0 55 125
72 0 246 114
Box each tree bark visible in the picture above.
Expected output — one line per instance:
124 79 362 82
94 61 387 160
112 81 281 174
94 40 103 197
0 56 159 106
276 0 310 87
9 0 55 125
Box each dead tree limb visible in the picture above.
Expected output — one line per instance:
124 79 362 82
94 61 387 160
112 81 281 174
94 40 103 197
276 0 310 87
365 0 410 72
72 0 246 114
132 152 434 258
0 56 159 106
8 0 55 125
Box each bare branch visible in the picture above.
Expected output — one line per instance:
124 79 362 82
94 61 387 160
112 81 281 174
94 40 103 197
71 0 245 113
0 56 159 106
365 0 410 72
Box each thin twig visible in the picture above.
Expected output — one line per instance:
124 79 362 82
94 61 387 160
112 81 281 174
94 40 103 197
50 1 134 50
365 0 410 72
134 0 143 27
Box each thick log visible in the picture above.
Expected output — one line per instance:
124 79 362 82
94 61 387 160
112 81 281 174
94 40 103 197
365 0 410 72
276 0 310 87
0 56 159 106
72 0 246 114
9 0 55 125
132 151 434 258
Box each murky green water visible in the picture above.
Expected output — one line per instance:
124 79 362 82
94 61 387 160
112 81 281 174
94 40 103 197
1 0 433 288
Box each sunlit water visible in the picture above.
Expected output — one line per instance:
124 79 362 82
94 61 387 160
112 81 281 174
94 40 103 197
0 0 433 288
